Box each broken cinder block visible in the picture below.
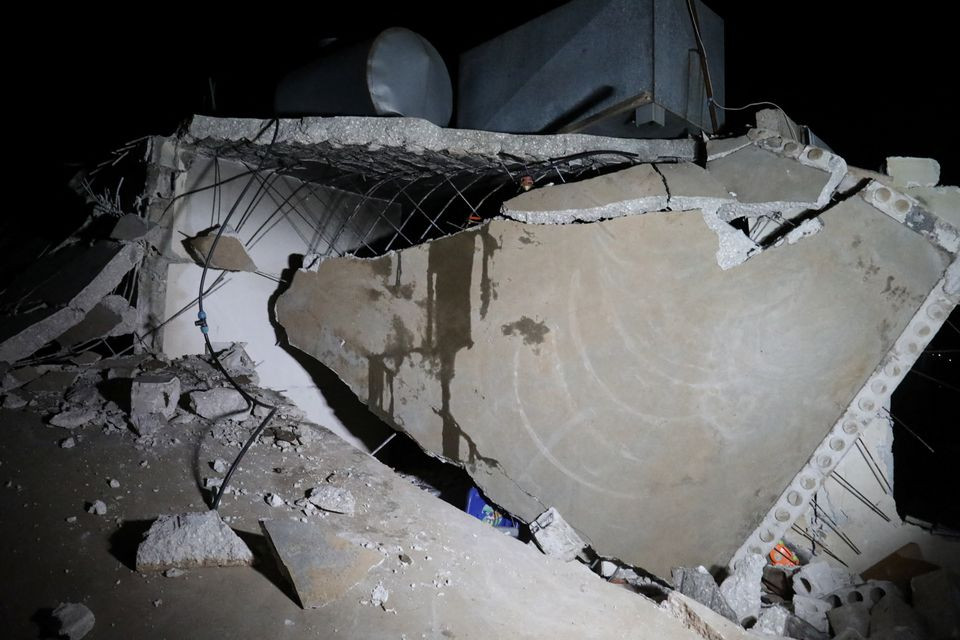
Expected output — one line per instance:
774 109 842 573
670 565 738 623
130 374 180 420
529 507 585 562
718 552 765 626
189 388 248 421
135 511 253 571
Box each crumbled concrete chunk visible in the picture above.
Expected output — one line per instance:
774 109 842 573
212 458 229 473
754 604 828 640
184 226 258 272
827 602 870 638
131 374 180 420
135 511 253 571
368 581 389 608
189 388 248 421
163 568 186 578
792 594 831 633
886 156 940 188
87 500 107 515
52 602 95 639
265 493 284 507
108 479 120 488
670 565 737 623
60 436 76 449
307 486 355 515
65 516 77 523
529 507 585 562
1 392 27 409
911 569 960 639
792 560 854 598
50 407 98 430
130 413 168 437
718 552 765 625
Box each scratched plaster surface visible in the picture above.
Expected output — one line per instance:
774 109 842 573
276 191 949 575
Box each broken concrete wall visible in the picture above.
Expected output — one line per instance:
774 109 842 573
277 173 952 574
137 116 696 451
782 411 960 574
144 154 400 450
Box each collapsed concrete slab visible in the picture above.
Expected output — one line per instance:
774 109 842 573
277 181 953 575
54 294 137 348
135 511 253 571
0 240 143 364
260 519 383 608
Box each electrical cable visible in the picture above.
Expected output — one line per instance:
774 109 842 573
193 119 283 511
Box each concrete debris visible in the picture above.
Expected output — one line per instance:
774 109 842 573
869 593 927 640
189 388 248 421
754 605 828 640
791 594 831 633
265 493 284 507
87 500 107 515
368 581 389 608
55 294 137 348
826 602 870 638
792 560 855 599
135 511 253 571
502 164 668 224
886 156 940 188
210 342 259 384
529 507 585 563
60 437 76 449
52 602 95 640
108 479 120 488
910 569 960 639
260 519 383 609
130 413 168 437
670 565 738 623
661 591 766 640
1 391 27 409
183 225 258 272
277 196 950 575
599 560 617 578
187 114 697 167
130 374 181 420
0 240 143 364
307 485 355 515
783 217 823 245
211 458 229 473
755 108 804 142
111 213 159 243
718 552 765 625
163 568 186 578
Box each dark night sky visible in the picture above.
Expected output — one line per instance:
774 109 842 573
9 2 959 524
15 3 958 184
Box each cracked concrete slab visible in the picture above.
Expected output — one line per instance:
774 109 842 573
503 164 668 223
0 240 143 364
260 519 384 609
277 191 949 574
